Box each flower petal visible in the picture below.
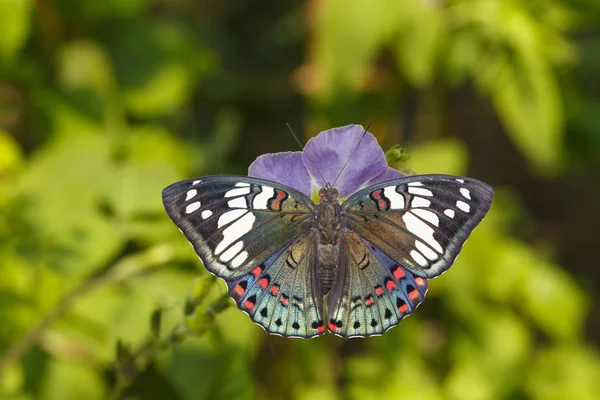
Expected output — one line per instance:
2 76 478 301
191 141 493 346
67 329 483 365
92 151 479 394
302 125 388 197
248 151 313 197
364 166 406 188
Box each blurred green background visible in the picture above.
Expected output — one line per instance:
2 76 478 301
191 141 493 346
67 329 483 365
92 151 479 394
1 0 600 399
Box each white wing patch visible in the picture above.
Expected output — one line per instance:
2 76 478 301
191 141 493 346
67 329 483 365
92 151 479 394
253 186 274 209
383 186 405 209
415 240 438 261
408 182 424 187
185 201 201 214
231 251 248 268
410 250 428 266
227 197 247 209
192 180 202 185
411 209 439 227
201 210 213 219
225 187 251 198
219 241 244 262
215 212 256 256
186 189 197 201
456 200 470 213
235 182 250 187
444 209 455 218
460 188 471 200
218 209 247 228
402 212 443 253
411 197 431 208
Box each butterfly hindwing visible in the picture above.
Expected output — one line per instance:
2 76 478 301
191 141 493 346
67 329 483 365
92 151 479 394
162 176 314 280
343 174 494 278
227 231 325 338
326 231 428 337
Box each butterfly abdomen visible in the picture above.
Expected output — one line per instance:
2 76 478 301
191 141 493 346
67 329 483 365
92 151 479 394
316 193 343 295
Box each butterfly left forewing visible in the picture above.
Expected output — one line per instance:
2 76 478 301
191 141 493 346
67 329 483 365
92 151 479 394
342 174 493 278
162 176 314 280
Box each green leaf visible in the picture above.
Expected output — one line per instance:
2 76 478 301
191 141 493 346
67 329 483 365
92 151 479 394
527 345 600 400
0 129 23 181
123 62 195 117
167 341 253 400
385 145 411 165
444 356 494 400
39 359 106 400
490 56 563 174
17 134 124 276
405 138 468 175
0 0 32 61
56 40 115 95
521 261 588 340
314 0 400 96
449 0 568 173
393 0 446 87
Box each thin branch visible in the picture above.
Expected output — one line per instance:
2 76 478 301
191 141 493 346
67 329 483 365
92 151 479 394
112 292 231 399
0 244 178 376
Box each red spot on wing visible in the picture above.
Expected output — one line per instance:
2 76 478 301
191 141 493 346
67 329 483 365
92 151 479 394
257 278 268 289
392 266 405 280
365 297 374 306
317 324 325 334
327 321 337 332
378 199 387 209
243 300 255 310
372 190 382 199
251 266 263 278
270 190 287 211
270 285 279 295
408 290 420 301
386 280 397 291
375 286 384 296
415 277 426 287
398 304 409 313
276 189 287 200
234 284 245 297
280 296 288 306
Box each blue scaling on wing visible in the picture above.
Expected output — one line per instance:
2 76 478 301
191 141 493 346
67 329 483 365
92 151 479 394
342 174 494 279
226 231 325 338
325 231 429 337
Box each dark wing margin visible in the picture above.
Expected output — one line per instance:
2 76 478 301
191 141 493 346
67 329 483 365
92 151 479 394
325 232 428 338
342 174 494 278
162 175 315 280
226 231 325 338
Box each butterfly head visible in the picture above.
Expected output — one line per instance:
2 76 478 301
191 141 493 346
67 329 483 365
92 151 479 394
319 183 339 201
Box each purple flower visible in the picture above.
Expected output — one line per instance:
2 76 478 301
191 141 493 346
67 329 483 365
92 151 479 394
248 124 404 199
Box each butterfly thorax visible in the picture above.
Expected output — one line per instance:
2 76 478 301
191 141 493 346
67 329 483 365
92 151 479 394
315 186 342 295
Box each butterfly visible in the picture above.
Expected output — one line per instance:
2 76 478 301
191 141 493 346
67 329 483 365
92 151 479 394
162 169 494 338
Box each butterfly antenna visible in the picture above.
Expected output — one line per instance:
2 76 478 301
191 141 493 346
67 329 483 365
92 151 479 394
286 123 327 185
331 122 372 189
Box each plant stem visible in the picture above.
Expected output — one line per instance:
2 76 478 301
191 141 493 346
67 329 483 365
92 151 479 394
0 244 177 376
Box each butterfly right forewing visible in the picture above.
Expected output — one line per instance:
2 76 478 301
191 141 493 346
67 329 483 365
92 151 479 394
343 175 494 278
